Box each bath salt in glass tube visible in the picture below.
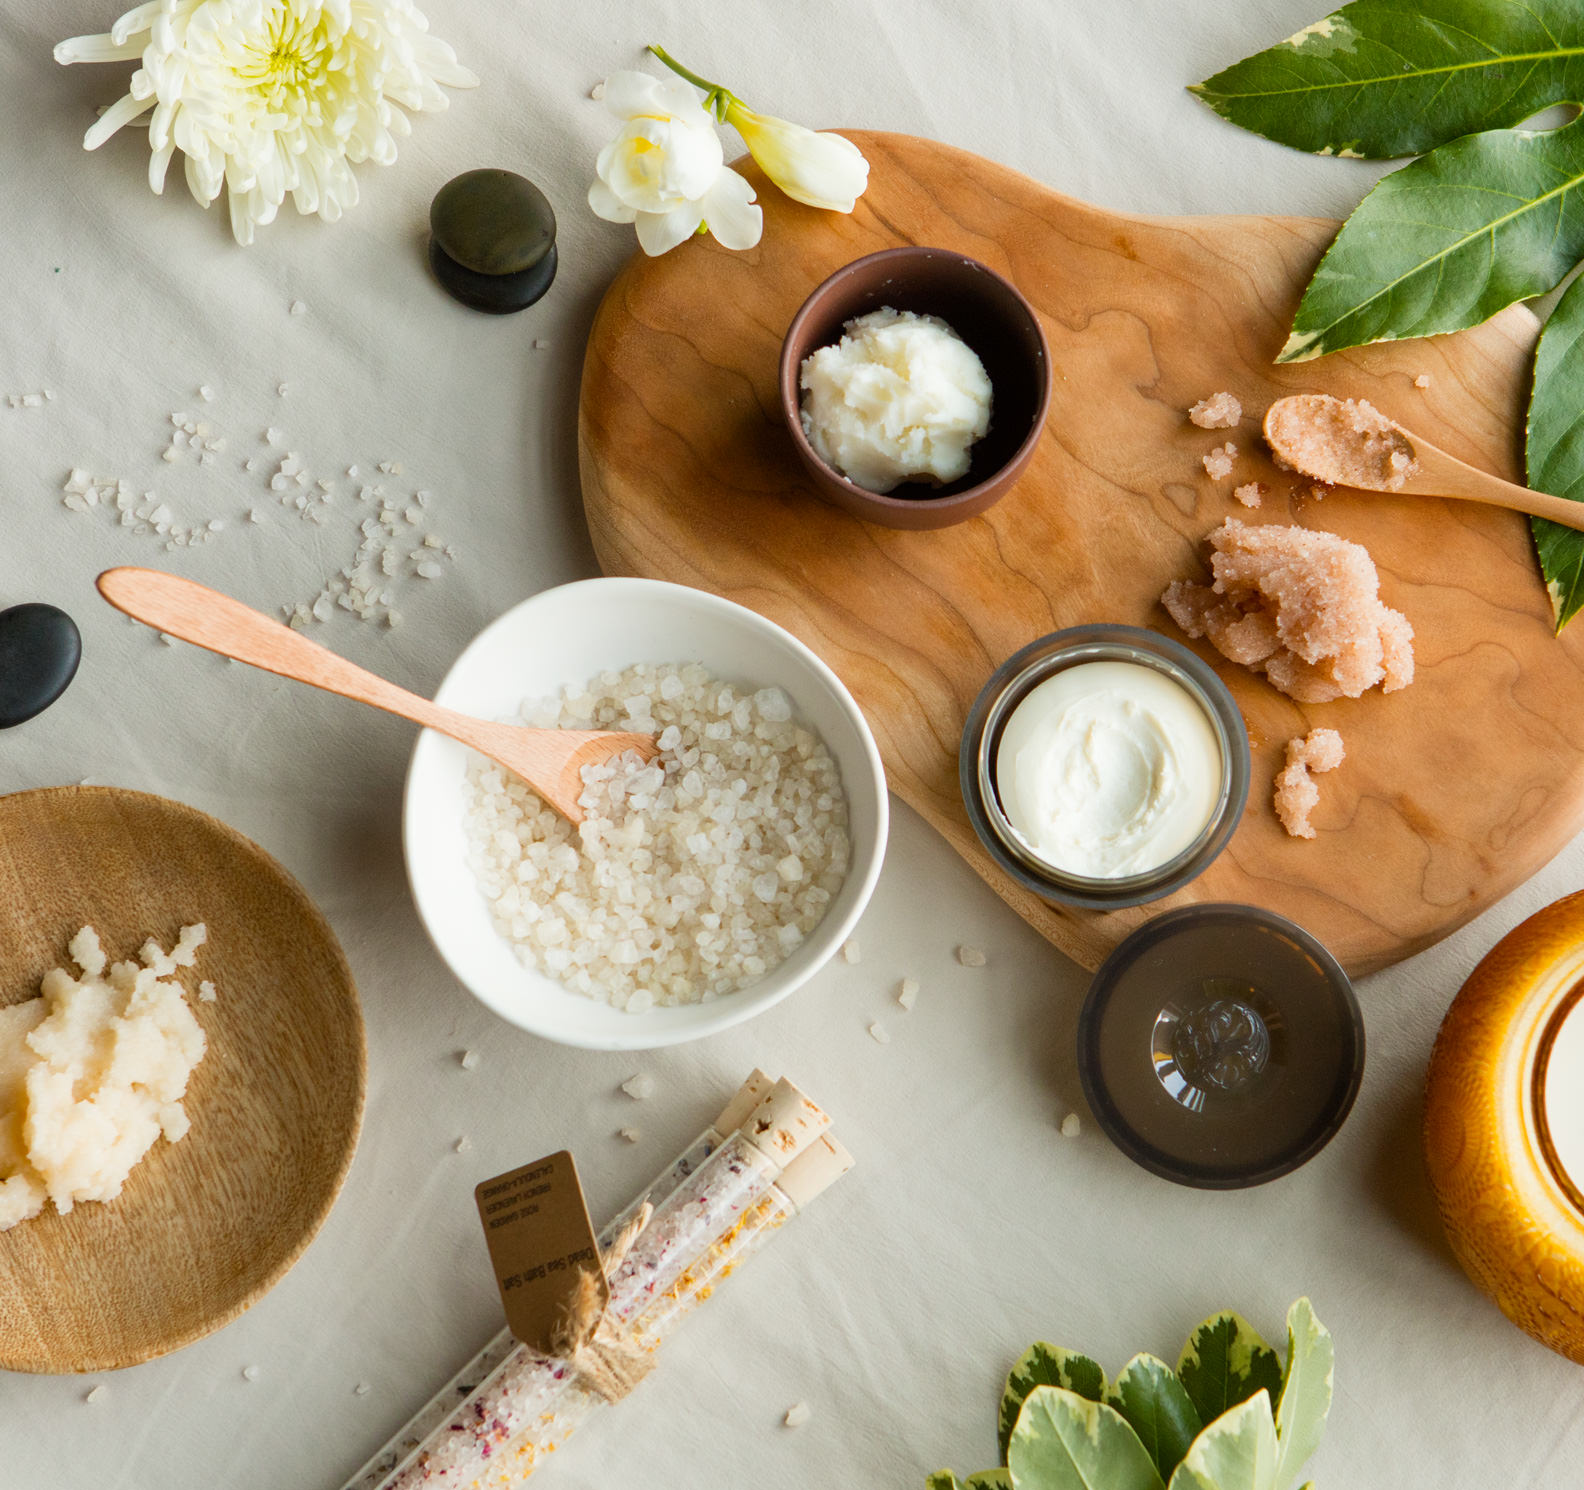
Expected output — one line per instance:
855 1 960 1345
341 1072 773 1490
404 1133 854 1490
367 1079 825 1490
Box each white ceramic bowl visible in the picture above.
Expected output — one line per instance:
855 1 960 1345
403 578 889 1049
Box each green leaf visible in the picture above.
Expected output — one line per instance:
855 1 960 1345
1108 1354 1203 1482
999 1345 1109 1462
927 1475 964 1490
1191 0 1584 160
1008 1386 1167 1490
1279 114 1584 362
1176 1313 1283 1428
1167 1394 1281 1490
1527 268 1584 629
928 1474 1010 1490
1274 1300 1334 1490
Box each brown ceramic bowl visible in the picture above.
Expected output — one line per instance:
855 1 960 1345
778 247 1051 530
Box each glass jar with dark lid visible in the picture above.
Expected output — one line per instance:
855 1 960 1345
1077 903 1365 1189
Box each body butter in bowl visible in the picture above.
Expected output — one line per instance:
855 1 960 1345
779 246 1051 529
404 579 888 1050
959 625 1250 910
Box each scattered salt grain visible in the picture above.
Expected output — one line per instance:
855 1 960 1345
198 981 217 1003
1232 482 1264 509
621 1073 656 1101
956 945 986 967
290 299 307 316
868 1021 890 1045
589 80 606 100
1413 373 1431 390
459 1049 480 1071
416 561 444 579
198 385 214 402
1188 392 1241 430
354 1382 371 1397
533 338 551 350
617 1127 642 1143
897 977 919 1010
85 1386 106 1404
841 938 861 964
455 1136 471 1153
784 1402 812 1428
277 382 290 397
242 1365 261 1382
1060 1113 1082 1138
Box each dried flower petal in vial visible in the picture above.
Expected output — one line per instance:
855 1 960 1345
54 1 479 245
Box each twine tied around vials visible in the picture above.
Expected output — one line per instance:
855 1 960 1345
550 1200 655 1403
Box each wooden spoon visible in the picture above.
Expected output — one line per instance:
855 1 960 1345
96 568 657 824
1264 393 1584 533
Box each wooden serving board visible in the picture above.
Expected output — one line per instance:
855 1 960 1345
0 787 364 1372
579 131 1584 977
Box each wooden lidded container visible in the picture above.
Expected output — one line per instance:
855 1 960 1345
1424 891 1584 1364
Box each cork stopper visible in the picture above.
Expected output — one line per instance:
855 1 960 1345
739 1077 831 1168
775 1134 854 1211
712 1069 773 1137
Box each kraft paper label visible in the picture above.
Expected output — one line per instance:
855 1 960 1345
474 1150 606 1354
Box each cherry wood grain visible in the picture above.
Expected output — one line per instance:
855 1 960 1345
579 131 1584 976
97 568 655 824
0 787 364 1373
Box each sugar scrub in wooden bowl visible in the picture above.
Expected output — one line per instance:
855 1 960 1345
404 578 888 1050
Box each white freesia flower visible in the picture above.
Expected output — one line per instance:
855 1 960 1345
644 47 870 214
724 104 869 212
588 71 761 256
55 0 478 245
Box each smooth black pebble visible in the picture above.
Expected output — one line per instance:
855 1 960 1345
429 168 558 315
0 603 81 728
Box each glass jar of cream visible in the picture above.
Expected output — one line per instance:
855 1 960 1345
960 625 1250 909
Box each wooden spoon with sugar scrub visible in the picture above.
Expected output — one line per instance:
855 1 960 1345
96 568 657 824
1264 393 1584 533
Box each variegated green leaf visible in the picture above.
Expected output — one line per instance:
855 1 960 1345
1176 1313 1282 1429
927 1474 963 1490
1108 1353 1203 1482
967 1474 1013 1489
1527 268 1584 630
1168 1393 1280 1490
1191 0 1584 160
1279 115 1584 363
1274 1300 1333 1490
998 1344 1109 1462
1008 1386 1166 1490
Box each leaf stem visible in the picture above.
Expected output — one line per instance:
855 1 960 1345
647 45 733 121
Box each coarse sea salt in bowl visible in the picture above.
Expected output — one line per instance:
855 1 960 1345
403 578 889 1050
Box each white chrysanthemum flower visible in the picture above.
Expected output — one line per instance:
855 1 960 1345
55 0 478 245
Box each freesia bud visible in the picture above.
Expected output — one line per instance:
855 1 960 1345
725 103 869 213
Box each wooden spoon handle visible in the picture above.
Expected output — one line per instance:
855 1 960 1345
96 568 455 733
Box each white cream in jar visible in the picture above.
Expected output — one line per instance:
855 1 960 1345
994 661 1222 879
